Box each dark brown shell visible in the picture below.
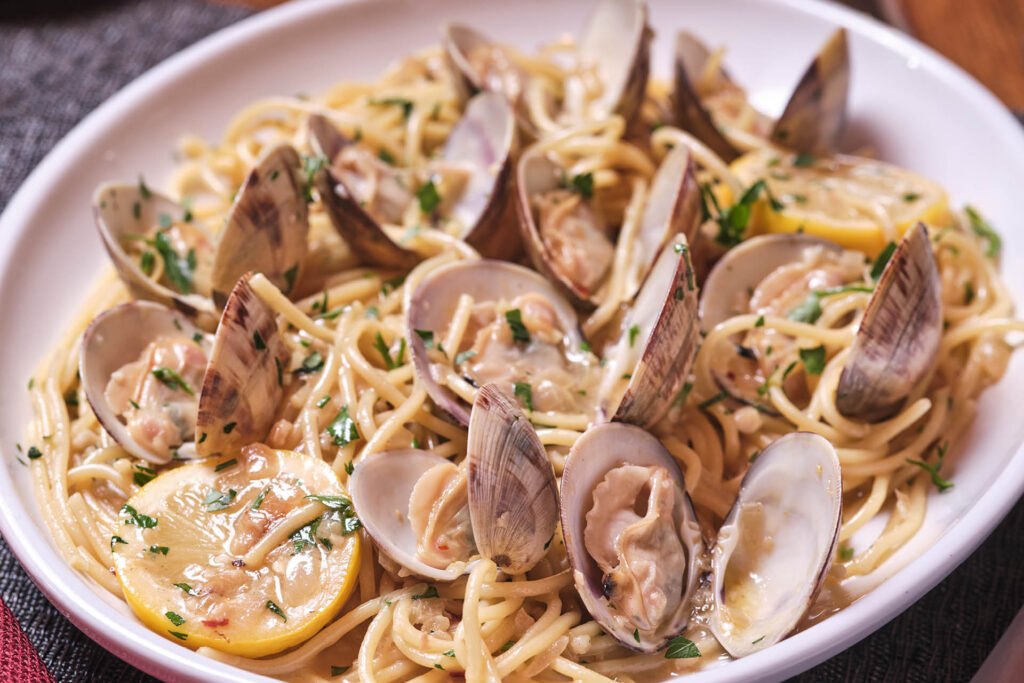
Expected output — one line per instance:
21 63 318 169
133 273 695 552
196 273 289 457
210 144 309 308
770 28 851 155
671 31 742 163
308 114 420 270
837 222 942 420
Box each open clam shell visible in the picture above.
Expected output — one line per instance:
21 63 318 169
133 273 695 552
407 259 584 426
443 0 649 135
560 422 704 653
709 432 841 657
92 183 219 330
441 91 520 257
516 143 701 311
210 144 310 308
349 448 467 582
769 29 851 155
80 301 209 465
700 233 842 333
467 384 558 574
309 114 420 270
673 29 850 160
836 222 942 420
577 0 651 126
599 233 700 427
350 385 557 581
195 273 290 458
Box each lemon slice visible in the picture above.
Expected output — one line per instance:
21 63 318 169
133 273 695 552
112 445 361 657
730 148 950 256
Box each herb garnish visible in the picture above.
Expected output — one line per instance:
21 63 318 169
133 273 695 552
414 329 435 349
628 324 641 347
839 546 855 561
152 367 194 395
165 611 185 626
416 180 441 214
202 488 237 512
373 332 406 370
168 631 188 640
799 345 827 375
122 504 157 528
504 309 530 343
150 231 196 294
266 600 287 621
560 171 595 199
251 487 270 511
665 635 701 659
27 446 43 460
454 349 476 366
298 351 324 374
965 205 1001 258
514 382 534 411
134 464 156 487
870 241 898 281
214 458 238 473
369 97 414 121
412 585 440 600
703 179 783 247
906 441 954 491
173 582 198 596
327 405 360 448
110 535 127 551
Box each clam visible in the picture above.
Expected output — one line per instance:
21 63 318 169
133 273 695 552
80 301 211 465
836 222 942 419
195 273 291 458
559 422 704 653
598 233 701 427
349 384 558 580
516 143 701 310
309 91 518 264
673 28 849 161
697 233 856 411
210 144 310 308
92 183 219 330
93 144 309 330
443 0 650 135
407 259 588 426
708 432 841 657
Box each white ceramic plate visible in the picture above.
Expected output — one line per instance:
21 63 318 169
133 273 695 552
2 0 1023 681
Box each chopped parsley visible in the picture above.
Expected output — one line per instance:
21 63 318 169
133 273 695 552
150 231 196 294
414 329 435 349
214 458 238 472
266 600 287 622
454 349 476 366
628 324 641 348
305 494 354 511
839 546 855 561
870 241 898 281
792 153 815 167
412 585 440 600
504 309 530 343
283 264 299 295
168 631 188 641
499 640 516 653
906 441 954 491
787 292 823 324
139 250 155 276
330 666 349 677
964 281 976 305
965 205 1001 258
672 381 694 407
223 422 236 434
298 351 324 374
110 535 127 551
252 330 266 350
301 153 328 202
903 192 921 202
138 175 152 199
561 171 594 199
373 332 405 370
755 315 765 327
580 340 592 353
377 148 396 165
151 367 194 395
369 97 414 121
698 392 729 410
133 464 156 487
165 611 185 626
799 345 827 375
317 394 331 409
327 405 360 448
173 582 198 596
122 504 157 528
344 460 354 475
704 179 783 247
202 488 237 512
633 628 640 643
513 381 534 411
251 487 270 511
416 180 441 214
664 635 701 659
27 446 43 460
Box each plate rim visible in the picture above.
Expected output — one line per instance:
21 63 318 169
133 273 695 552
1 0 1022 681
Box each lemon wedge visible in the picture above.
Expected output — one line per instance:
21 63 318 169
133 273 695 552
111 445 361 657
730 148 950 256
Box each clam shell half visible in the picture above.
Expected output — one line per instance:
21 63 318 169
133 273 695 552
709 431 842 657
560 422 704 653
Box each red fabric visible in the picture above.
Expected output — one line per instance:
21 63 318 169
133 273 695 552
0 595 53 683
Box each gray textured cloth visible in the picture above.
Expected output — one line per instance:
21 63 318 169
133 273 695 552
0 1 1022 681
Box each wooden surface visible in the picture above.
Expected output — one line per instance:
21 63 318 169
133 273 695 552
219 0 1024 111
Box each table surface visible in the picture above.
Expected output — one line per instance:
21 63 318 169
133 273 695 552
1 1 1023 682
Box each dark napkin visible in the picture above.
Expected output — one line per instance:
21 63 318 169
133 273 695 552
0 1 1022 681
